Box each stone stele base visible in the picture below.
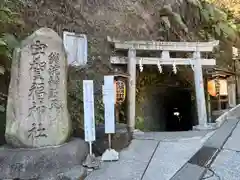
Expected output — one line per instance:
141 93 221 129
0 138 88 180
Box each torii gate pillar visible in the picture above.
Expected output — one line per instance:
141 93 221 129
127 48 137 131
193 51 208 128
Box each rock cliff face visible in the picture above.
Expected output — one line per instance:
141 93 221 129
21 0 194 59
19 0 236 132
20 0 188 132
21 0 236 68
17 1 196 131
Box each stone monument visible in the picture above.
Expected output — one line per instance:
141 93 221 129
5 28 71 148
0 28 88 179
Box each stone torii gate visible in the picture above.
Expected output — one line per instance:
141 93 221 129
107 37 219 131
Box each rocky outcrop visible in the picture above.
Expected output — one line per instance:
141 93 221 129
94 123 132 156
0 138 88 179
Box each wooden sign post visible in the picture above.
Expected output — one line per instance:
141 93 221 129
82 80 100 169
102 76 119 161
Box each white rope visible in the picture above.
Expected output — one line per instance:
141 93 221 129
191 43 200 71
189 59 194 71
157 59 163 73
172 61 177 74
139 58 143 72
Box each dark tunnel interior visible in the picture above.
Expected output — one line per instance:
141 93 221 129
163 87 194 131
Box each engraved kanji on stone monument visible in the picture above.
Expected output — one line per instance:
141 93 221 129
48 52 62 113
5 28 71 148
28 40 47 121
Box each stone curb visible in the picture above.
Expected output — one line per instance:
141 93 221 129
170 117 240 180
214 104 240 128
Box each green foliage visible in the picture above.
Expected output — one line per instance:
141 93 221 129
0 33 20 60
0 0 23 61
161 16 171 29
136 71 163 104
68 69 105 136
186 0 203 9
0 105 5 113
0 0 24 32
195 1 239 40
135 116 145 131
160 5 188 33
95 99 105 124
206 0 240 19
159 0 239 43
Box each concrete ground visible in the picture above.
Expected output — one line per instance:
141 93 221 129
85 130 214 180
203 120 240 180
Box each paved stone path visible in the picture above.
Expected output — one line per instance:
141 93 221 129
86 131 214 180
203 121 240 180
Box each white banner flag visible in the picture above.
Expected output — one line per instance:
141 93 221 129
83 80 96 142
103 76 115 134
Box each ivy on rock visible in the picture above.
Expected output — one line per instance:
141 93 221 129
159 0 239 44
0 0 23 67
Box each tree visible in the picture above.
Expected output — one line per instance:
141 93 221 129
207 0 240 20
159 0 239 43
0 0 23 60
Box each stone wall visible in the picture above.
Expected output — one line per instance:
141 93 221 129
141 86 167 131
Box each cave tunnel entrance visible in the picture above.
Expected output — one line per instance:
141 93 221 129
137 66 197 132
162 87 194 131
145 86 195 132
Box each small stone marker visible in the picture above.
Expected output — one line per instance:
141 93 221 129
5 28 71 148
101 76 119 161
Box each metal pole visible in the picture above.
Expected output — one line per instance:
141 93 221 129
108 134 112 149
89 142 92 155
234 59 238 104
207 93 212 123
